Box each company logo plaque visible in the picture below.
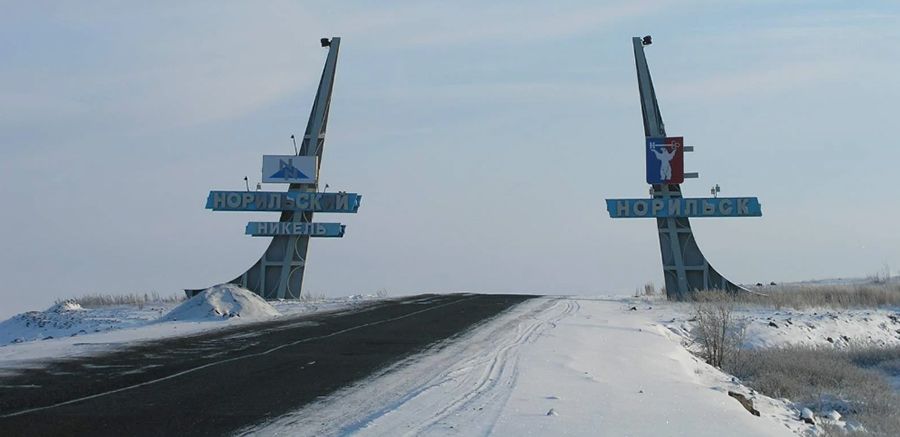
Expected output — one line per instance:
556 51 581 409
262 155 318 184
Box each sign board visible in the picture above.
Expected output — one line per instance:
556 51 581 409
262 155 318 184
606 197 762 218
207 191 361 213
646 137 684 184
246 222 345 237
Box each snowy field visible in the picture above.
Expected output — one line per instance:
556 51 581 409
3 289 898 435
0 285 383 372
661 304 900 350
244 297 814 436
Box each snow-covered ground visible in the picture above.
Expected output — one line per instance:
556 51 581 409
0 285 383 373
244 297 811 437
657 302 900 350
162 284 282 321
4 290 896 435
0 300 178 346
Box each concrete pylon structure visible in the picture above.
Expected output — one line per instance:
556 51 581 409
632 37 741 299
188 37 342 299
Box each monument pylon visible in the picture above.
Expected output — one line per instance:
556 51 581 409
188 37 361 299
605 36 763 300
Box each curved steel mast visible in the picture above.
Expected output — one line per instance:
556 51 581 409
632 37 740 299
189 37 341 299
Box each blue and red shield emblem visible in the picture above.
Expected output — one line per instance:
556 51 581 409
646 136 684 184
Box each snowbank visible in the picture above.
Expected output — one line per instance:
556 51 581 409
0 289 380 352
0 289 381 372
0 299 167 345
740 308 900 349
660 305 900 350
163 284 281 321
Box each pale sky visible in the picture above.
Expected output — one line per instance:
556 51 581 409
2 1 899 318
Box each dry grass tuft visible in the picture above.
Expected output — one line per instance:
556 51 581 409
690 291 745 368
726 346 900 436
55 292 185 308
736 282 900 309
297 291 328 301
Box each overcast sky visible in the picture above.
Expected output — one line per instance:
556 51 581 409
2 1 899 317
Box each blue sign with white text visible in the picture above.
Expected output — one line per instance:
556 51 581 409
206 191 361 213
606 197 762 218
245 222 345 237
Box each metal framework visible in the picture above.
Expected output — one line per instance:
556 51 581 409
632 37 740 299
188 37 341 299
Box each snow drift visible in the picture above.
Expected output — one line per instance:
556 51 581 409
0 300 130 345
163 284 280 321
0 287 377 351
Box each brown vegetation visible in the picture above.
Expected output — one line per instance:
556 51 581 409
737 282 900 309
54 292 184 308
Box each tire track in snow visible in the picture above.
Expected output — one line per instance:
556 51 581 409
244 298 577 436
394 298 578 437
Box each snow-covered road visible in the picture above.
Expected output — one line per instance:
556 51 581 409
247 297 805 436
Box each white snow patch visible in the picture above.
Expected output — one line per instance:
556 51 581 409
244 297 808 436
51 300 83 312
163 284 280 321
0 299 172 345
657 302 900 350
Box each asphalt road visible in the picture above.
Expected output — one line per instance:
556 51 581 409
0 293 533 436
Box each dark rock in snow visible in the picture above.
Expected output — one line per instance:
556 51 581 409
768 321 779 328
800 407 815 425
728 391 760 417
